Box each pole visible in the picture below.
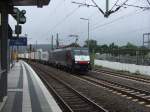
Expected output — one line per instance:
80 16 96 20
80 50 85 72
56 33 59 48
88 19 90 49
51 35 53 50
16 11 19 61
36 40 37 51
0 1 8 100
106 0 109 12
80 18 90 49
148 34 150 49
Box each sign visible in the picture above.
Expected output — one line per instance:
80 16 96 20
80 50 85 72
9 37 27 46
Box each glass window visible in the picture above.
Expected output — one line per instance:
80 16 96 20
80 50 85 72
81 50 89 55
74 50 80 55
74 50 89 55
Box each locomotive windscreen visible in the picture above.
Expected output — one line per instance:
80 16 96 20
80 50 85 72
74 49 89 55
74 49 90 62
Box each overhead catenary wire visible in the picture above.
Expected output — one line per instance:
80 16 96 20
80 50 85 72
115 0 150 10
78 9 145 36
147 0 150 5
37 0 66 37
50 0 66 17
79 26 150 45
40 0 148 43
91 0 104 15
91 9 145 31
109 0 129 12
72 0 129 17
104 26 150 39
64 0 148 38
123 3 150 9
117 0 129 8
110 0 120 11
40 6 80 39
88 0 135 29
49 7 79 32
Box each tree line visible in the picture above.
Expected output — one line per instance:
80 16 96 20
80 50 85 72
83 39 150 56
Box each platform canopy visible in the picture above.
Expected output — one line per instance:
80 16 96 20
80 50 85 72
12 0 50 7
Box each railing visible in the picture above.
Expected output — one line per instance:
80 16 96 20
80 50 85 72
96 55 150 65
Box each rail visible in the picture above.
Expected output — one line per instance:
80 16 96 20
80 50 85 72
93 69 150 84
80 76 150 104
31 63 108 112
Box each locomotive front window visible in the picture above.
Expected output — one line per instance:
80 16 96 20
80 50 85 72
74 50 80 55
74 50 89 55
81 50 89 55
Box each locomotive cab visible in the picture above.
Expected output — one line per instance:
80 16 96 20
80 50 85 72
72 48 91 71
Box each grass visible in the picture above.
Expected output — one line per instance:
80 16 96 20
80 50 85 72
94 65 103 69
133 70 141 75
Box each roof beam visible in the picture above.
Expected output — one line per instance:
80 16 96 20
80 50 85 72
12 0 50 7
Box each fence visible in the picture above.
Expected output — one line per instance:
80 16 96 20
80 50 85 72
95 53 150 66
95 59 150 76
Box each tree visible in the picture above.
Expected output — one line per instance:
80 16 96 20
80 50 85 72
125 42 137 49
118 42 138 56
100 44 109 54
63 43 80 48
84 39 97 52
109 43 119 56
109 42 118 49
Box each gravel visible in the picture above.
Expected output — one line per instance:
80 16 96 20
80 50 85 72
31 62 150 112
89 71 150 92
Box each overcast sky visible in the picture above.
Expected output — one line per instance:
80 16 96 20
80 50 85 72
9 0 150 46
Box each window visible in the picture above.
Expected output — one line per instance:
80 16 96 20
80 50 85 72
74 50 89 55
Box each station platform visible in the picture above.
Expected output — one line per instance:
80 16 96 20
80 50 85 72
0 61 62 112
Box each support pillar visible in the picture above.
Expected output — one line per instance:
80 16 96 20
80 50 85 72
0 1 9 101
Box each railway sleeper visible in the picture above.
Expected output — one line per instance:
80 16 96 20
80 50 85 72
142 95 150 98
130 92 145 96
67 101 87 105
136 94 147 97
133 93 145 95
72 107 96 112
125 90 136 93
64 98 86 102
61 94 77 97
70 104 91 108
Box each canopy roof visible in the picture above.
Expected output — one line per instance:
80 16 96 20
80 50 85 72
12 0 50 7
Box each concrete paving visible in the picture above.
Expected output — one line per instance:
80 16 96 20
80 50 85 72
0 61 62 112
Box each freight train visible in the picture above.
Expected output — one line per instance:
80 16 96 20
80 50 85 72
19 47 91 72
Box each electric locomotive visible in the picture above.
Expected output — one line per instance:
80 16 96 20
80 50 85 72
50 47 91 71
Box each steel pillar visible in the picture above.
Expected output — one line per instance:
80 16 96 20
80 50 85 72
0 1 9 101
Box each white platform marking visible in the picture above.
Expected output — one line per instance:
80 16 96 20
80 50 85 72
22 61 62 112
8 88 23 92
21 63 32 112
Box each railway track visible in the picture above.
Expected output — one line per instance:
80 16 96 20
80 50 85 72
31 63 108 112
93 69 150 84
29 62 150 111
78 75 150 105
